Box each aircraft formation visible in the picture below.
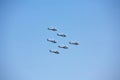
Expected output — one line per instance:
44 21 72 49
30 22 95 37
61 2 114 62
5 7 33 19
47 27 79 54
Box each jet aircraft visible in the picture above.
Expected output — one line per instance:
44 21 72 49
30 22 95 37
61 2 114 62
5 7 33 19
58 45 68 49
69 41 79 45
48 27 57 31
49 50 60 54
47 39 57 43
57 33 66 37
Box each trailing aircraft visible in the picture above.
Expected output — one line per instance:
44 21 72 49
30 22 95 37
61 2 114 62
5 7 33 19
49 50 60 54
48 27 57 31
47 39 57 43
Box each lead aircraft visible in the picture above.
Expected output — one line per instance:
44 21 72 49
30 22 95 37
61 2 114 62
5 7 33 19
69 41 79 45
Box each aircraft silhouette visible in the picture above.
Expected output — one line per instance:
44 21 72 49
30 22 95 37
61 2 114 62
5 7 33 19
47 39 57 43
49 50 60 54
58 45 68 49
57 33 66 37
48 27 57 31
69 41 79 45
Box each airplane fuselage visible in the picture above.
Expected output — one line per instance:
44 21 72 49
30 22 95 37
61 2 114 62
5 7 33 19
48 28 57 31
49 50 60 54
69 42 79 45
47 39 57 43
57 34 66 37
58 46 68 49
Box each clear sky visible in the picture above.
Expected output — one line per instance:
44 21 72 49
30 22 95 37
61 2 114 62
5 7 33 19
0 0 120 80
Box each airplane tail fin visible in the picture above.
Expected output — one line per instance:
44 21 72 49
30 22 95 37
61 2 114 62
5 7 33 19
49 50 52 52
69 42 71 44
47 39 49 41
48 28 50 30
58 45 60 48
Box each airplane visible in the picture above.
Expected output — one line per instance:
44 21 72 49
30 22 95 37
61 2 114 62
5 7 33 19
47 39 57 43
49 50 60 54
69 41 79 45
48 27 57 31
57 33 66 37
58 45 68 49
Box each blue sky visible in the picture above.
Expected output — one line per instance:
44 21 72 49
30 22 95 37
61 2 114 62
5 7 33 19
0 0 120 80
